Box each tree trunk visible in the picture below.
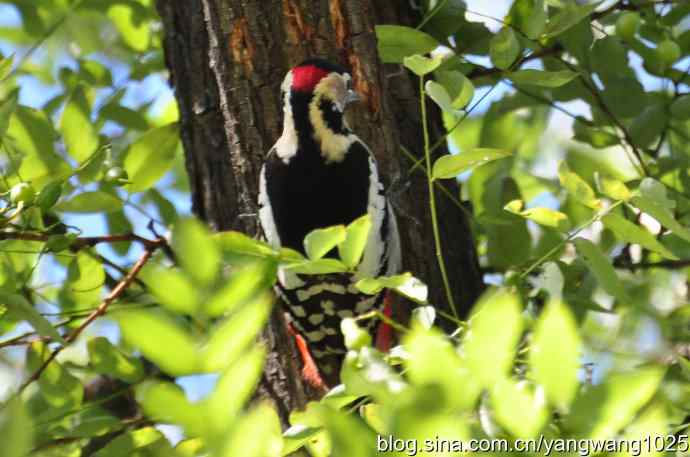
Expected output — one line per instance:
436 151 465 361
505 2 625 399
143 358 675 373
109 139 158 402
155 0 484 426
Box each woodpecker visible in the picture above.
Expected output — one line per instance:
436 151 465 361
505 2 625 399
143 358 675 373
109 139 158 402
258 59 401 386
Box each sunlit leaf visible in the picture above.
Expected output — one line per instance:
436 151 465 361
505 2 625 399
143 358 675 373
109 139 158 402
88 336 144 383
0 292 65 344
173 217 220 285
205 259 276 317
567 366 665 439
137 381 205 437
338 214 372 269
123 123 180 192
491 379 548 438
116 309 199 376
403 54 443 76
435 70 474 109
462 289 523 388
60 85 99 163
508 69 578 87
432 148 511 179
558 162 601 209
107 4 151 52
375 25 439 63
205 346 266 434
55 191 123 213
602 213 678 259
203 293 272 371
504 200 571 231
93 426 163 457
141 265 200 315
304 225 346 260
0 398 32 457
529 300 581 410
596 174 631 201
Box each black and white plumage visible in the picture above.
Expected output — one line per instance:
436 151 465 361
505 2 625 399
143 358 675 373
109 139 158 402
258 59 401 372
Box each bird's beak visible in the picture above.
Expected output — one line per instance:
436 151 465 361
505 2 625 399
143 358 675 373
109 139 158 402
344 89 361 106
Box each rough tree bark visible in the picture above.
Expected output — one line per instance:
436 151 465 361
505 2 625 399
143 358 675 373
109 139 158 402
155 0 484 425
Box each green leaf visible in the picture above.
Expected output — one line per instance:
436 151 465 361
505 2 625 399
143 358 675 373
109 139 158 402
173 218 220 285
462 289 523 388
0 398 32 457
36 181 63 212
432 148 512 179
223 404 283 457
215 231 276 258
64 250 105 306
435 70 474 109
404 327 479 410
633 195 690 242
508 69 578 87
60 85 99 162
596 174 631 201
107 4 151 52
670 94 690 120
141 265 200 315
0 292 64 343
27 341 83 409
573 238 629 303
425 80 456 113
93 426 164 457
504 200 571 231
203 293 272 371
79 59 113 87
567 366 664 439
490 27 520 70
88 336 144 383
572 120 620 149
304 225 346 260
375 25 439 63
491 379 548 438
529 300 581 411
282 425 323 456
507 0 546 39
116 309 199 376
355 272 428 303
205 346 266 433
338 214 372 269
0 53 13 81
631 178 690 243
629 104 667 148
285 258 349 275
403 54 442 76
8 106 70 187
123 123 179 192
558 162 601 209
0 89 18 139
545 2 599 37
602 213 678 259
55 191 123 213
137 381 205 437
206 259 276 317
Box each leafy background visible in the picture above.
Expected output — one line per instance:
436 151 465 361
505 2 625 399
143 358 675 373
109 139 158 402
1 0 690 456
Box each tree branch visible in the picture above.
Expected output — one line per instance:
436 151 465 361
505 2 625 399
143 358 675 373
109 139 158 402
16 243 160 394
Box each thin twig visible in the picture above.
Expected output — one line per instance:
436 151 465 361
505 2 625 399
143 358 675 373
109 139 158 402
420 77 457 318
16 246 157 394
0 231 164 251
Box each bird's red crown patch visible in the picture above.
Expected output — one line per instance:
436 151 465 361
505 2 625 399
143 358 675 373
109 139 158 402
291 65 329 92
